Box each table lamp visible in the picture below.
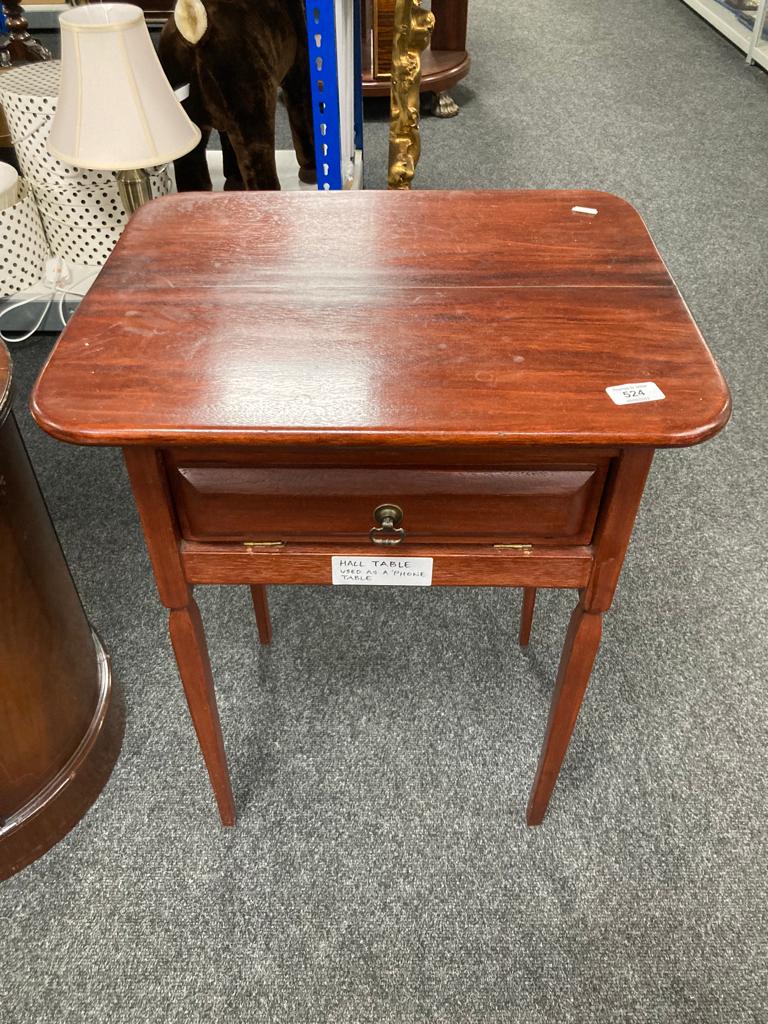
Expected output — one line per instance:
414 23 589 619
47 3 200 213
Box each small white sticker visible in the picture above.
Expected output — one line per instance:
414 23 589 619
332 555 433 586
605 381 666 405
572 206 598 215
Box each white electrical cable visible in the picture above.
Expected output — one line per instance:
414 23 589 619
0 265 99 344
0 295 56 344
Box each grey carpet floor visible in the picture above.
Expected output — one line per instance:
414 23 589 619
2 1 768 1021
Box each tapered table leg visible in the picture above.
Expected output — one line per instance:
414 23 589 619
124 448 238 824
526 601 603 825
168 599 235 825
250 585 272 646
519 587 536 646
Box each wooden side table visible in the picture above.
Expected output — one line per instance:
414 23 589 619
0 341 123 879
32 190 730 828
363 0 470 115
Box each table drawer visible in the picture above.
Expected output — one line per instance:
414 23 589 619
167 454 609 546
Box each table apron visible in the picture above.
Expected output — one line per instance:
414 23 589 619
180 541 593 589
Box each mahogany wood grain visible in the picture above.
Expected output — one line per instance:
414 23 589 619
123 447 189 609
170 462 607 545
169 601 235 825
364 0 468 89
1 343 122 878
430 0 469 52
519 588 536 647
30 191 732 828
583 447 655 612
0 678 123 879
522 447 655 819
362 50 471 97
31 191 730 451
181 541 594 589
0 413 96 810
250 585 272 646
123 446 235 822
167 445 622 469
527 603 603 826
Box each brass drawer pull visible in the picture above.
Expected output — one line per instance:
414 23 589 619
369 503 406 545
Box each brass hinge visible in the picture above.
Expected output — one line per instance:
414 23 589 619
493 544 533 550
243 541 284 548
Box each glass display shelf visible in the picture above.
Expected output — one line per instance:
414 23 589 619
747 0 768 68
682 0 754 49
680 0 768 66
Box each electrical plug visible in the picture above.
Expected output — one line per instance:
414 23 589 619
43 256 73 289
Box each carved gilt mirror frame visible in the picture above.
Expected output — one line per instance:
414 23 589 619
387 0 434 189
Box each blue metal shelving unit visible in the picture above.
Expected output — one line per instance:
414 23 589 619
305 0 364 190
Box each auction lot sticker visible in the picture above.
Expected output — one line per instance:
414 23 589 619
605 381 665 405
332 556 433 586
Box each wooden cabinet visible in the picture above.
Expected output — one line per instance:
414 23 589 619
0 341 123 879
362 0 470 100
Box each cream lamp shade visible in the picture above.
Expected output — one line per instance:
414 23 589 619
47 3 200 170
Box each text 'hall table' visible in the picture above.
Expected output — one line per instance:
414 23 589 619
32 190 731 826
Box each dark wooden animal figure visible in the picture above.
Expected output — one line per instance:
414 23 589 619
159 0 316 190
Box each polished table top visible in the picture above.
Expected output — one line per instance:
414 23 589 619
32 190 730 449
28 190 733 829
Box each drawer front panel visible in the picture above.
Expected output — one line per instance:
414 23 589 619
168 460 608 546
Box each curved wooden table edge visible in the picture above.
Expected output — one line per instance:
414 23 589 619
362 50 470 96
26 410 734 451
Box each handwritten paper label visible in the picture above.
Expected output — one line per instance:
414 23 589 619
605 381 665 406
332 556 433 586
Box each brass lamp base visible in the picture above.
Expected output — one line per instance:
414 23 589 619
116 167 152 214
